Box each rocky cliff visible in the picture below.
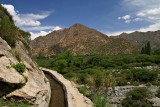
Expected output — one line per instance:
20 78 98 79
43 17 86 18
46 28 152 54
0 4 51 107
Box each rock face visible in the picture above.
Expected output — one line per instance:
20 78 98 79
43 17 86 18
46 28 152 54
42 68 93 107
31 24 138 56
0 37 51 107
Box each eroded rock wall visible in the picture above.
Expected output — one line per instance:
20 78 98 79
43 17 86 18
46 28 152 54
0 37 51 107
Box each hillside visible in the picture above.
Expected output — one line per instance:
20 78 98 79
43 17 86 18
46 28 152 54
117 30 160 51
0 4 51 107
31 23 138 56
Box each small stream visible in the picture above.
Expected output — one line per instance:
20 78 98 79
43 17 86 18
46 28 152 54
44 73 67 107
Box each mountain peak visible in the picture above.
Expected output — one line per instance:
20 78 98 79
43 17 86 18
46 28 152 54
70 23 90 30
71 23 86 27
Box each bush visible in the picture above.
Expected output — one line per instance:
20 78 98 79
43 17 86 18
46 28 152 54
94 72 104 88
77 73 89 84
156 88 160 98
123 69 158 83
78 86 90 97
121 87 152 107
14 50 21 61
0 98 30 107
12 63 26 74
93 94 108 107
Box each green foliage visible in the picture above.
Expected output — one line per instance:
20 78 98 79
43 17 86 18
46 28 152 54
19 29 31 43
154 49 160 55
12 63 26 74
0 4 31 48
35 51 160 107
35 52 160 88
0 5 17 47
77 73 89 84
93 93 108 107
78 86 90 97
127 87 151 100
156 87 160 98
122 69 158 83
13 50 21 61
121 87 152 107
94 71 104 88
141 41 151 55
0 98 31 107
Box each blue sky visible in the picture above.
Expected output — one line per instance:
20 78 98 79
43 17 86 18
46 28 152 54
1 0 160 39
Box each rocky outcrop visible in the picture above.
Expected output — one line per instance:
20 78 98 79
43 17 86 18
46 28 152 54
0 37 51 107
42 68 93 107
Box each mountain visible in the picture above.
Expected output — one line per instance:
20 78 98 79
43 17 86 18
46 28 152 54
31 23 138 56
117 30 160 51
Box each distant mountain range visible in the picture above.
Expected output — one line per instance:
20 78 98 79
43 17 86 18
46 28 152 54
31 24 160 56
116 30 160 51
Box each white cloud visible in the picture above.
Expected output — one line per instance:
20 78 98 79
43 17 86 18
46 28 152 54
2 4 62 39
106 30 135 36
118 15 130 20
53 26 62 31
118 15 131 23
30 31 51 40
134 18 142 21
120 0 160 32
23 26 57 31
2 4 50 27
30 27 62 40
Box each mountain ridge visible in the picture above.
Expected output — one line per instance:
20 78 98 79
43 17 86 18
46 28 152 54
116 30 160 51
31 23 138 56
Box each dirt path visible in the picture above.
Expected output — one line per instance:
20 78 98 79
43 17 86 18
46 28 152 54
45 73 67 107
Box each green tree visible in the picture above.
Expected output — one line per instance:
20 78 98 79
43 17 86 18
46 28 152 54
146 41 151 55
141 47 145 54
141 41 151 55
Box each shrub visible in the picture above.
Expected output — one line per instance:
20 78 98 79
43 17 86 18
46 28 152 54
156 88 160 98
121 87 152 107
78 86 90 97
13 50 21 61
12 63 26 74
93 94 108 107
77 73 89 84
0 98 30 107
94 72 104 88
123 69 158 83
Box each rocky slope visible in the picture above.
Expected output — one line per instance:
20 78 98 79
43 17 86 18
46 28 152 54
0 5 51 107
117 30 160 51
31 24 138 56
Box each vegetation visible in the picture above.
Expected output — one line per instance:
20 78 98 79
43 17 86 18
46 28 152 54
12 63 26 74
0 98 31 107
35 51 160 106
92 93 108 107
141 41 151 55
121 87 152 107
156 87 160 98
35 52 160 87
0 4 31 47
